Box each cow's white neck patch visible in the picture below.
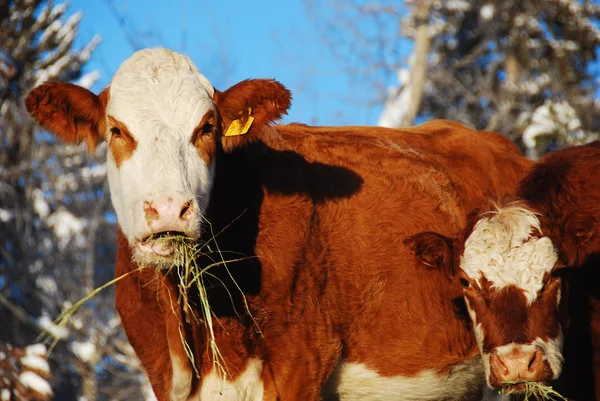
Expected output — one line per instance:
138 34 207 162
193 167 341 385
197 358 264 401
460 205 558 305
328 359 486 400
169 349 192 401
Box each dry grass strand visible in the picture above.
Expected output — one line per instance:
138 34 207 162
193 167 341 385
501 381 568 401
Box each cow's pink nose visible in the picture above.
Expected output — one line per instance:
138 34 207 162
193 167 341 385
143 198 194 233
489 346 547 387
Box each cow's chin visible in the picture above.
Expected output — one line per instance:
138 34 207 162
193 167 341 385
132 231 197 270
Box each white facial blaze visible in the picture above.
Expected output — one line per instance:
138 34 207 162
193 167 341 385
460 205 559 304
464 297 492 387
464 298 484 353
105 48 216 243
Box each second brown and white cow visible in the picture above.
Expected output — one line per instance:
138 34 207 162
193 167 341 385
407 141 600 400
26 47 533 400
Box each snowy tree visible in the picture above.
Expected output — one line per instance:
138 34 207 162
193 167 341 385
1 1 153 400
311 0 600 157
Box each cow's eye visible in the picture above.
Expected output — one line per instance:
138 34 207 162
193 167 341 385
460 278 470 288
110 127 121 137
201 123 214 137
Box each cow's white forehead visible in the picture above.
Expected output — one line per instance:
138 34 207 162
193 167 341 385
106 47 215 133
460 205 558 305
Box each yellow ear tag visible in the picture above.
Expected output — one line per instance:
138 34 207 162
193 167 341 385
224 113 254 137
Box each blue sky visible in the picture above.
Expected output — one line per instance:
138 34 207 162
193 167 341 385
68 0 408 126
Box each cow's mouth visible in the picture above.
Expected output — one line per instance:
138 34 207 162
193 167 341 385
137 231 188 257
500 381 527 394
499 380 557 398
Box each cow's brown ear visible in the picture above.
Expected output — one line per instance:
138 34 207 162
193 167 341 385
404 232 454 277
25 82 107 152
213 79 291 152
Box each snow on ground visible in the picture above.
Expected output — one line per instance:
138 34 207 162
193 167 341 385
20 354 50 376
18 371 53 397
1 342 52 400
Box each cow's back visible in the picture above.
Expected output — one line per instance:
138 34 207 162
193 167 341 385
518 140 600 221
274 120 532 230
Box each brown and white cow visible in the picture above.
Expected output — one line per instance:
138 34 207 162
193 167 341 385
407 141 600 399
25 48 532 401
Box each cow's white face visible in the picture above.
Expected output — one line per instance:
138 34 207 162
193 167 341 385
105 49 217 267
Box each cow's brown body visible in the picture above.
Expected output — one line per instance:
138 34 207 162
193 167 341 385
115 121 532 400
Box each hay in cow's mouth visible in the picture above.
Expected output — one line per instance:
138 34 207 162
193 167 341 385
137 231 188 259
40 217 260 384
144 231 187 240
501 381 567 400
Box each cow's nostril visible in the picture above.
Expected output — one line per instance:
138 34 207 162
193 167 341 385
527 348 544 372
528 352 536 370
490 352 509 375
144 201 160 221
180 200 193 220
